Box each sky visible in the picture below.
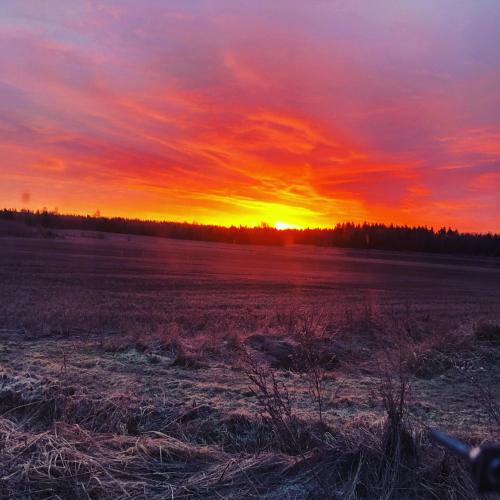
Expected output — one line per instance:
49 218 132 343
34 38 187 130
0 1 499 232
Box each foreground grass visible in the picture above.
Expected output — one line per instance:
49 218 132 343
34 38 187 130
1 231 500 498
1 319 499 499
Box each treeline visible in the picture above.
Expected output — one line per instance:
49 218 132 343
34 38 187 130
1 209 499 257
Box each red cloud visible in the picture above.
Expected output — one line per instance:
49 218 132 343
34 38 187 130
0 1 499 232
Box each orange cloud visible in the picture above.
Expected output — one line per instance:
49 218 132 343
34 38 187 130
30 158 66 172
0 1 499 232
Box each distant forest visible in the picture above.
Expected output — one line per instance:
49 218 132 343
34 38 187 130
1 209 499 257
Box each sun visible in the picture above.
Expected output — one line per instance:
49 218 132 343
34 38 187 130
274 221 302 230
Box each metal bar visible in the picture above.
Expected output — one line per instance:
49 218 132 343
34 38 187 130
430 428 471 458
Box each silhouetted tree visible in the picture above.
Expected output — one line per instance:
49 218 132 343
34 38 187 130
1 209 499 257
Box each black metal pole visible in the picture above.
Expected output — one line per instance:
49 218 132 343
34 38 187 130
430 428 471 458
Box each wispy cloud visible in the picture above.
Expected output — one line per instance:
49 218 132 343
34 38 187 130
0 0 499 231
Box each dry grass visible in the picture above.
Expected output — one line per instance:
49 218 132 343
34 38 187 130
1 312 500 498
0 384 480 499
1 235 500 498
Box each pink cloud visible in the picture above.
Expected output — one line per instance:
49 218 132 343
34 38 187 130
0 1 499 231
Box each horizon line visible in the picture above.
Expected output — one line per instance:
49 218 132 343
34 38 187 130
2 207 498 237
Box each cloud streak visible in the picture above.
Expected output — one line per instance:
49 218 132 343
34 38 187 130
0 0 499 231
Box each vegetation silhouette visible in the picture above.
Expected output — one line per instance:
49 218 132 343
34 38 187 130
1 208 499 257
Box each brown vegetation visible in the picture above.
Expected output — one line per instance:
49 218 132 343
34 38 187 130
1 311 499 498
1 234 499 498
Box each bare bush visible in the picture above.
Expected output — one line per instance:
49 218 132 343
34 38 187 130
476 383 500 430
457 367 500 433
475 322 500 344
293 312 339 425
404 328 472 379
379 373 414 460
275 310 299 335
241 352 305 454
372 331 419 495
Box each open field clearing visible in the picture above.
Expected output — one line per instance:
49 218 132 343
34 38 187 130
1 232 500 499
1 231 499 337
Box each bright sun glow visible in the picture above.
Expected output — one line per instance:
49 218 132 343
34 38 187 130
275 221 302 230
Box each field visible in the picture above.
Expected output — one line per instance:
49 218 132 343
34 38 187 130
1 231 500 499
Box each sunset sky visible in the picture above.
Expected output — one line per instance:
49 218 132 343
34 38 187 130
1 1 499 232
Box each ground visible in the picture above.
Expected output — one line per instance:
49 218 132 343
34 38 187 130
1 231 499 498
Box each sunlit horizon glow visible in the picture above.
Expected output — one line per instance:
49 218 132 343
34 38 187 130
1 1 499 232
274 221 303 231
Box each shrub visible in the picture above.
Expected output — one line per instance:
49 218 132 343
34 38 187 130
294 317 339 424
242 353 306 454
404 330 471 379
475 322 500 343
